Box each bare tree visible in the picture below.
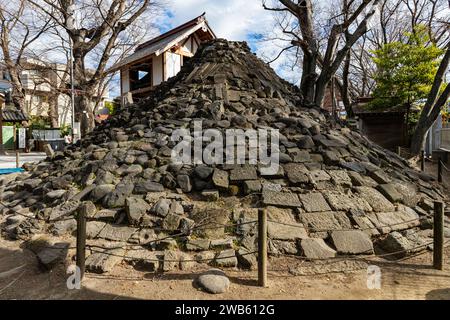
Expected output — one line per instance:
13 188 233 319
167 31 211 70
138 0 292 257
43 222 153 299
263 0 382 108
410 41 450 155
28 0 160 135
0 0 53 112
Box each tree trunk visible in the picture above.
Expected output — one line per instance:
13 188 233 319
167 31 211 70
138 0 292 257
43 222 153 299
410 83 450 154
48 95 59 128
76 93 95 137
314 71 331 108
300 52 318 106
342 51 353 117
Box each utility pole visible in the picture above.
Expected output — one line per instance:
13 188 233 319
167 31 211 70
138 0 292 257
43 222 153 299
67 4 76 144
0 97 4 155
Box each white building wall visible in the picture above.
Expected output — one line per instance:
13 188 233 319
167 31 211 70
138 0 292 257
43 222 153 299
153 55 163 87
164 51 181 80
121 68 130 94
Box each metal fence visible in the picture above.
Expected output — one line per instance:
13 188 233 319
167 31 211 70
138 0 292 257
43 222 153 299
440 126 450 151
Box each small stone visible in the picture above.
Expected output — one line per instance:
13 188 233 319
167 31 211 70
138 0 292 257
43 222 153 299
236 248 257 270
177 174 192 193
201 189 220 201
243 180 261 194
212 169 229 189
196 269 230 294
151 199 171 217
194 166 214 179
162 250 179 272
162 213 182 231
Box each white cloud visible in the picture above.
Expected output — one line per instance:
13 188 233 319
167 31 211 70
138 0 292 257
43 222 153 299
165 0 272 41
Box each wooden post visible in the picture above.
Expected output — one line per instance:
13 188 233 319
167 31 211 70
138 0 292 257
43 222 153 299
76 208 87 280
397 146 401 156
438 159 442 183
15 150 19 168
258 208 268 287
420 150 425 171
0 101 4 155
433 201 444 270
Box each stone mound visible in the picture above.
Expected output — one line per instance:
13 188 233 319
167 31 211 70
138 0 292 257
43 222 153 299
0 39 447 272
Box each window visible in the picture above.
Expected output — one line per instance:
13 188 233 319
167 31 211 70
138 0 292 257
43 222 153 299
129 60 152 91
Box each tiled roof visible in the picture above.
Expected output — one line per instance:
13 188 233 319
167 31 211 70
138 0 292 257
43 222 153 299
107 13 215 73
1 109 29 122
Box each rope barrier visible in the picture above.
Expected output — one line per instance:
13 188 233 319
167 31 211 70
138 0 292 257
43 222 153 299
88 247 258 264
267 216 427 234
440 160 450 172
270 239 450 263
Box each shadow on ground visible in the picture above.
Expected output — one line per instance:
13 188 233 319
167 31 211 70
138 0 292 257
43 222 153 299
426 288 450 300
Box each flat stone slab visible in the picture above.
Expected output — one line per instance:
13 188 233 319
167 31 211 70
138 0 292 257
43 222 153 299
331 230 374 255
307 170 331 184
327 170 352 187
86 247 125 273
324 191 372 212
268 221 308 240
366 205 420 234
97 224 137 242
262 190 301 207
354 187 395 212
86 221 107 239
299 193 331 212
300 211 352 233
186 238 211 251
377 184 402 203
300 238 336 259
196 269 230 294
284 163 309 184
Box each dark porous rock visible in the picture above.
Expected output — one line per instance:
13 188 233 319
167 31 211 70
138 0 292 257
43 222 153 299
176 174 192 193
90 184 115 202
125 197 151 225
151 198 171 217
194 166 214 180
134 179 164 194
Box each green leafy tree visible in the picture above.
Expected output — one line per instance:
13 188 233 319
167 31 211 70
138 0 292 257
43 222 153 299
370 26 443 109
